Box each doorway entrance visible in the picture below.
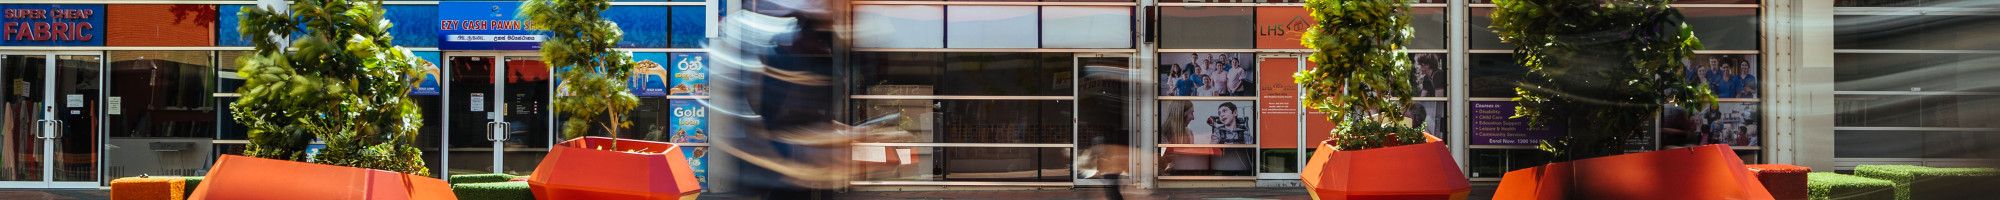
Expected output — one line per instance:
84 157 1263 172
1074 53 1135 186
445 53 551 176
0 52 103 188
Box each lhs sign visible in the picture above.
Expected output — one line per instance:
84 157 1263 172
438 2 539 50
1 4 104 46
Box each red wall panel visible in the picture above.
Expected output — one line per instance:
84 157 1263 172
107 4 215 46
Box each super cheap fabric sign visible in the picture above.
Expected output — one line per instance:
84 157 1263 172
1 4 104 46
437 1 539 50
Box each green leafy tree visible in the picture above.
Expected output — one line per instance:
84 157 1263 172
1489 0 1718 160
231 0 429 176
521 0 641 143
1296 0 1426 150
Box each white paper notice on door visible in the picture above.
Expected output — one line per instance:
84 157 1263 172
896 148 915 165
852 146 887 163
469 93 485 112
108 97 122 115
66 94 82 108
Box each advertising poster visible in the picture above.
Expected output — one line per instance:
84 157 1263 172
670 99 708 143
437 1 541 50
410 51 442 96
1687 54 1760 99
1470 101 1564 145
682 146 709 188
629 52 671 97
1407 101 1449 140
1160 100 1257 144
1253 7 1312 49
1662 102 1760 147
1 4 106 46
1412 53 1447 97
670 53 709 96
1257 57 1299 149
1160 53 1256 96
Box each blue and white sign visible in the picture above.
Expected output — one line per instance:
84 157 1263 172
1 4 104 46
438 1 540 50
411 51 443 96
670 99 707 143
629 52 671 97
669 53 707 96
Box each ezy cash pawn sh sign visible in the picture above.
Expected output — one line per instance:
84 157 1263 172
439 1 541 50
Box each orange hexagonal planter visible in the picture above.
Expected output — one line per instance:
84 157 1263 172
1300 133 1470 200
528 137 702 200
189 155 455 200
1492 144 1773 200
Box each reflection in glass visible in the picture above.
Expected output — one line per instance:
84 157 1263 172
1835 53 2000 92
1041 6 1133 48
1836 94 2000 128
1684 8 1760 50
53 55 101 182
1161 148 1255 176
1468 149 1552 178
107 51 216 179
1160 7 1254 49
854 5 945 48
853 52 1074 96
2 54 47 182
946 6 1038 48
1468 53 1526 97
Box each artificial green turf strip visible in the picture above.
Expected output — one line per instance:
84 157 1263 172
1808 172 1894 200
1852 165 1999 200
448 173 520 184
182 176 204 197
452 181 534 200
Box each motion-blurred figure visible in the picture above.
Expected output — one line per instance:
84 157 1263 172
706 0 907 199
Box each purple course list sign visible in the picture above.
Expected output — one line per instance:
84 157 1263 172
1469 101 1564 145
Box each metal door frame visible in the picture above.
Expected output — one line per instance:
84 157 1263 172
0 50 105 188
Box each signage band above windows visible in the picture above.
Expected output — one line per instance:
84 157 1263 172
438 1 540 50
1 4 104 46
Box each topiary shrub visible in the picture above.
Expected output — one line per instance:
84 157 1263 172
452 181 533 200
522 0 641 144
1296 0 1426 150
448 173 520 184
1807 172 1894 200
1488 0 1717 160
1852 165 2000 200
232 0 430 176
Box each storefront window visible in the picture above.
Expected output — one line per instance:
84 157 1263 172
1041 6 1133 48
946 6 1039 48
109 51 216 138
1159 7 1254 49
855 5 945 48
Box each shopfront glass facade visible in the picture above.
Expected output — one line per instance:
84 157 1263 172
14 0 1988 190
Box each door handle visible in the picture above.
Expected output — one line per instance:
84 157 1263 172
495 122 511 142
49 120 62 139
485 122 498 142
33 119 49 139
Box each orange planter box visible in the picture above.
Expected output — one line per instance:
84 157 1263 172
111 176 188 200
188 155 455 200
1300 133 1469 200
1492 144 1773 200
529 137 702 200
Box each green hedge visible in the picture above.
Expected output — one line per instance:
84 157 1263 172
1808 172 1894 200
1852 165 2000 200
452 181 534 200
182 176 204 197
449 173 521 184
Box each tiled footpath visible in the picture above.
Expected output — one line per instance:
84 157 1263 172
0 183 1498 200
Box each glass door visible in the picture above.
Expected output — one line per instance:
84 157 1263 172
1074 54 1134 186
445 54 550 176
0 52 103 188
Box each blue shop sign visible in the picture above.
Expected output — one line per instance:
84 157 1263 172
1 4 105 46
438 1 540 50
